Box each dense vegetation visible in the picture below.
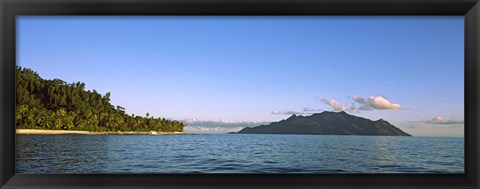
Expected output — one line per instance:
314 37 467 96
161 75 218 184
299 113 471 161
16 66 185 132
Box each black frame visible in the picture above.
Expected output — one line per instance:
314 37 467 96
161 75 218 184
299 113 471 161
1 0 479 188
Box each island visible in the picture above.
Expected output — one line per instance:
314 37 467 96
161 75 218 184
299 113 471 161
16 66 186 134
235 111 411 136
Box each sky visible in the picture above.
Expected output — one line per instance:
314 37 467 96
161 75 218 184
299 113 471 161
17 16 464 136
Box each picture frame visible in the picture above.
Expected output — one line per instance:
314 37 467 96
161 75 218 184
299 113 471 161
1 0 479 188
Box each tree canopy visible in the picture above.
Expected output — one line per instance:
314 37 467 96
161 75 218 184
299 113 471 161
16 66 185 132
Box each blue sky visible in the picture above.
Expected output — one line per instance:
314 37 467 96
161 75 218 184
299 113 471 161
17 16 464 136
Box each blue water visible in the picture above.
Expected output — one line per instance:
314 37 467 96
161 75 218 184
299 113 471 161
16 134 464 173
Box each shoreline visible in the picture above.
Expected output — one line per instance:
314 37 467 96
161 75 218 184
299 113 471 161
16 129 187 135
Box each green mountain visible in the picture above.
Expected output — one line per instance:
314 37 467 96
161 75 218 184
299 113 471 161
236 111 411 136
16 66 185 132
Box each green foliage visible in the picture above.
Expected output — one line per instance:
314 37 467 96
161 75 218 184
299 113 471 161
15 66 185 132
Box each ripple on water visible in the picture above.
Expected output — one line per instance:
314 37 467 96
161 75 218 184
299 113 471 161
16 134 465 173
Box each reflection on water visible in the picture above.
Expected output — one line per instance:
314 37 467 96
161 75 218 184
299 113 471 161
16 134 464 173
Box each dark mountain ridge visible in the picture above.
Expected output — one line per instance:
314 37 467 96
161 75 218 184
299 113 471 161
236 111 411 136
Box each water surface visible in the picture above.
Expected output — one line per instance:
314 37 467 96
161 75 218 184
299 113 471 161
16 134 464 173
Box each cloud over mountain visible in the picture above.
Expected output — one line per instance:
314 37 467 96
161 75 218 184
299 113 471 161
271 108 323 115
319 96 347 112
318 95 403 113
352 95 402 110
272 110 307 115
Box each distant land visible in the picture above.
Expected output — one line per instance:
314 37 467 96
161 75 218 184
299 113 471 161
184 120 271 133
236 111 411 136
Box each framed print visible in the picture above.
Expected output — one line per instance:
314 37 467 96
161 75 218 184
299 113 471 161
1 0 479 188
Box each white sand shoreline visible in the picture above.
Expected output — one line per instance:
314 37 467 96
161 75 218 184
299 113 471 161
16 129 186 135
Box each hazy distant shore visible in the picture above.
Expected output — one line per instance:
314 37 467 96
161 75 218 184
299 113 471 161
16 129 186 135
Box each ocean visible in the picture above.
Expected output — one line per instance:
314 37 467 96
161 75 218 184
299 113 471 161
16 134 464 173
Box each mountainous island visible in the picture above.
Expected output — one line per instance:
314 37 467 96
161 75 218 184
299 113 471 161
236 111 411 136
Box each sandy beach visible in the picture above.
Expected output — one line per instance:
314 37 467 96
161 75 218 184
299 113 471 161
16 129 185 135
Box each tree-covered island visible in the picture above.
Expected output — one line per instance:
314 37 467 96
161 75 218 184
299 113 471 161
16 66 186 133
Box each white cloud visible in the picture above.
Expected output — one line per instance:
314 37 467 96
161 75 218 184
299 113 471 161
271 110 281 115
318 96 361 113
352 95 402 110
271 108 323 115
319 96 347 112
271 110 309 115
424 116 464 125
284 111 305 115
407 116 464 127
430 116 444 123
303 107 323 112
348 102 359 113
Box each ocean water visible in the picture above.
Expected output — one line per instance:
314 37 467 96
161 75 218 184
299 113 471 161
16 134 464 173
